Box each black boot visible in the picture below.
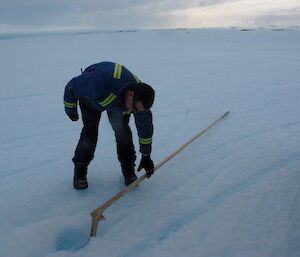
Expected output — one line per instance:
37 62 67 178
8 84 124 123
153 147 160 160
73 164 88 189
121 165 137 186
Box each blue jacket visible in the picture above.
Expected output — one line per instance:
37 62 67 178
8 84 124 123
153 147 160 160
64 62 153 154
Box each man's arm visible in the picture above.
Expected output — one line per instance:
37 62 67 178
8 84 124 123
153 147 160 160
64 79 79 121
134 110 153 154
134 110 154 177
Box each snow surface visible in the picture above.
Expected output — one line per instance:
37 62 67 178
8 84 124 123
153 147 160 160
0 29 299 257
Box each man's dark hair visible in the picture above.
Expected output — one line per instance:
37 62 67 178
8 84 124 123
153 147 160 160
132 83 155 110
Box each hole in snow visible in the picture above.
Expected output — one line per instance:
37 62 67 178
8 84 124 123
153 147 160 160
55 228 89 251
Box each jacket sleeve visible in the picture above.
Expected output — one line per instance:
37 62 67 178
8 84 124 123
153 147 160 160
134 110 153 155
63 79 78 117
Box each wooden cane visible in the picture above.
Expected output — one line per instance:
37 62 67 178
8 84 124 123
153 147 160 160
90 111 230 237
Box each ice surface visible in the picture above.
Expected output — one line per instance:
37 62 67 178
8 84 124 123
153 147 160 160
0 29 299 257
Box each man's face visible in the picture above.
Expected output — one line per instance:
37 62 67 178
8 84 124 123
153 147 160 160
125 90 146 113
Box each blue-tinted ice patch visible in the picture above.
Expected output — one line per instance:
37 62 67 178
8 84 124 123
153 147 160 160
55 228 90 251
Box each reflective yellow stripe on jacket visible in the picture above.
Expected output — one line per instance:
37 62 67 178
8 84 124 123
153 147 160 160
113 63 122 79
64 101 77 108
99 93 117 107
139 137 152 144
133 74 141 83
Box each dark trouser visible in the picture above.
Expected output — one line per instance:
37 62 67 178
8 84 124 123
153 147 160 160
72 100 136 168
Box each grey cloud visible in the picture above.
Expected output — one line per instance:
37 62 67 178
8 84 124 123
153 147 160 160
256 7 300 23
0 0 235 25
0 0 299 31
0 1 70 24
255 9 300 27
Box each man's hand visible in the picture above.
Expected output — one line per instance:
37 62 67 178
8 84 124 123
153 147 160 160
137 154 154 178
68 113 79 121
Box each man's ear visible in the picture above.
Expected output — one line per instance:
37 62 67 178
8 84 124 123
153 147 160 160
127 90 134 99
124 89 134 110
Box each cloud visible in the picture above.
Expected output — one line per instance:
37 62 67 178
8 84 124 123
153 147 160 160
0 0 238 24
255 7 300 27
0 0 299 32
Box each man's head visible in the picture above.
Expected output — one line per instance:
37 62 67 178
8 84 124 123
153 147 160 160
124 83 155 112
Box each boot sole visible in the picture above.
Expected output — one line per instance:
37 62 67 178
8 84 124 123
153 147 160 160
73 181 88 190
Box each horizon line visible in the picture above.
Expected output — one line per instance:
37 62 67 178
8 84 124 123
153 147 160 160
0 25 299 39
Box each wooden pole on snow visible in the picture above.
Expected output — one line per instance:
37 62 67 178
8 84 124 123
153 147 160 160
90 111 230 237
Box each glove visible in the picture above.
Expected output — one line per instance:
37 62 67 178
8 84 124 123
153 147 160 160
68 113 79 121
137 154 154 178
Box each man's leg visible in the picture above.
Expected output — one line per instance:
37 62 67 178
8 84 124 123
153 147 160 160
72 99 101 189
107 111 137 186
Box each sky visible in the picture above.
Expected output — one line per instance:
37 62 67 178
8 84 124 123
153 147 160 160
0 0 300 33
